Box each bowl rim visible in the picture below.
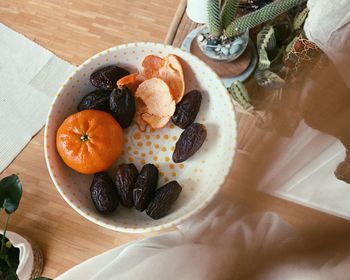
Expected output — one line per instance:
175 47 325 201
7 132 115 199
44 42 237 233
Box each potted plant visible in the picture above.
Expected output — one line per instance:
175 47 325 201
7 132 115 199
197 0 304 62
0 174 49 280
228 3 320 131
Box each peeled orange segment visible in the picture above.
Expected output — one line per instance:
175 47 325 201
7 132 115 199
117 73 145 93
141 54 185 103
134 98 148 131
141 113 172 129
136 78 176 116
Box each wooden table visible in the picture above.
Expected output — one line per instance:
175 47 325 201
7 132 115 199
2 1 350 278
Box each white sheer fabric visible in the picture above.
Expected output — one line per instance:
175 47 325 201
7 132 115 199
57 200 350 279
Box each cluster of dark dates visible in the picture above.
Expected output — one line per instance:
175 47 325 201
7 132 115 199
79 64 207 219
78 65 136 128
91 164 182 219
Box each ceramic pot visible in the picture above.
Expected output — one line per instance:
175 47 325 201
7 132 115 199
196 25 249 62
1 231 43 280
186 0 208 24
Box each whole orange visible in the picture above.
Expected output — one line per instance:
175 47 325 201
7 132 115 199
56 109 123 174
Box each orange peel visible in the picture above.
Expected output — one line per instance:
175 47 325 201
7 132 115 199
141 113 172 130
134 98 148 131
117 73 145 93
141 54 185 103
135 77 175 129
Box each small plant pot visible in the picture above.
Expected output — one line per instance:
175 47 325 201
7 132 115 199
1 231 43 280
196 25 249 62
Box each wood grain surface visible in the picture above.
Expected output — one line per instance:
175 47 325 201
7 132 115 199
1 1 350 279
0 0 180 66
0 0 180 278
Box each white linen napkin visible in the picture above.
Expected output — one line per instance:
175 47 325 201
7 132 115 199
56 199 350 280
0 24 75 172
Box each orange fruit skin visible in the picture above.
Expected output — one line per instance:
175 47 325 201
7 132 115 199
56 110 123 174
141 54 185 103
116 73 146 93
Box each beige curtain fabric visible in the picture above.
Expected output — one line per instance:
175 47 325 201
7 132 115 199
304 0 350 87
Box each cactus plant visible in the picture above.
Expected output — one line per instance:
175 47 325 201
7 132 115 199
226 0 303 37
207 0 222 37
221 0 238 29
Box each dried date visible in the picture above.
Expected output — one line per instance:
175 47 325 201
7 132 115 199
146 181 182 220
110 87 136 128
90 172 119 213
115 164 139 207
77 90 111 112
172 90 202 129
172 123 207 163
90 65 129 90
133 164 159 211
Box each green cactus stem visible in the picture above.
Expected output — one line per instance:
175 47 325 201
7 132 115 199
226 0 303 37
221 0 239 29
207 0 222 37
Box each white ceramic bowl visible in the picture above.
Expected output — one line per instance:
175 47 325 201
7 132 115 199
44 42 237 233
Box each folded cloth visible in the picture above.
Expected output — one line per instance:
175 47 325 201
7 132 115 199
304 0 350 88
0 24 75 172
56 199 303 280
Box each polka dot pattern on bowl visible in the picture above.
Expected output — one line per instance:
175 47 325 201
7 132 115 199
44 42 237 233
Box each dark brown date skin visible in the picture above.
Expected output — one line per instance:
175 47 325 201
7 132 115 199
115 164 139 208
90 172 119 213
77 90 111 112
173 123 207 163
110 87 136 128
133 164 159 211
90 65 129 90
172 90 202 129
146 181 182 220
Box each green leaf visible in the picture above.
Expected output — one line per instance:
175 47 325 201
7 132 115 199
257 24 276 52
255 69 285 89
257 24 276 71
228 81 253 111
0 175 22 214
5 241 11 249
293 7 309 31
4 272 18 280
